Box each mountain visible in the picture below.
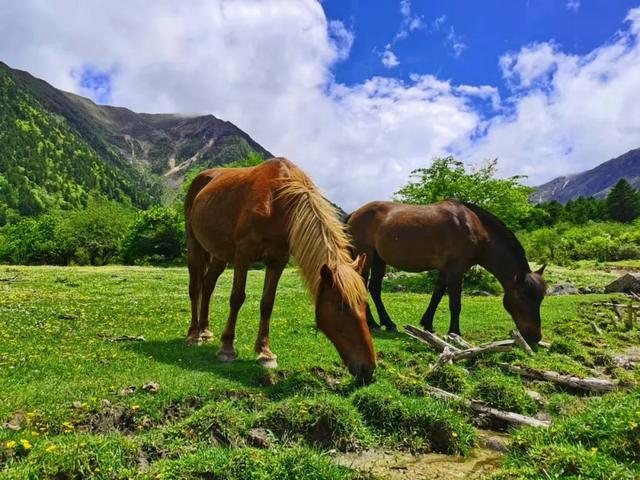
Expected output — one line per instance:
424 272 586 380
531 148 640 204
0 61 272 224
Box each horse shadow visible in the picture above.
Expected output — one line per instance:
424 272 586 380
122 338 368 396
123 338 268 390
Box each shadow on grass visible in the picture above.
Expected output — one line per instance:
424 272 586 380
123 338 266 389
123 338 367 397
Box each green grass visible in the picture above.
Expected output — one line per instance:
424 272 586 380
0 265 639 478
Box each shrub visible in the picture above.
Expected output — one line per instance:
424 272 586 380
121 206 185 265
351 383 475 454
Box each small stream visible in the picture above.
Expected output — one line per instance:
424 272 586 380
335 431 507 479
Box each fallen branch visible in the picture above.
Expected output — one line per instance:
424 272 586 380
109 335 145 343
498 363 620 393
537 341 550 349
589 321 603 335
591 302 640 310
510 329 534 356
448 340 514 362
424 384 550 428
446 333 473 349
404 325 460 352
611 299 623 320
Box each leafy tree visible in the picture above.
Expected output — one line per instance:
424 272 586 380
606 179 640 223
121 207 185 265
394 157 534 229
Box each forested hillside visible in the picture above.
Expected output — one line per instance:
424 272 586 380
0 64 163 224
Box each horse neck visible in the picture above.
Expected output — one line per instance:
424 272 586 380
478 238 529 290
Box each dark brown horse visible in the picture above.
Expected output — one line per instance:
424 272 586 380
185 158 376 382
347 200 546 346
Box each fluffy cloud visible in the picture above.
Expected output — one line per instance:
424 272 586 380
469 7 640 185
380 45 400 68
0 1 639 210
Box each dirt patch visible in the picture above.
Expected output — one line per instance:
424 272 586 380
335 445 503 480
79 405 138 434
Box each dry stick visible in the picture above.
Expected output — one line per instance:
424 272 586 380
498 363 620 393
446 332 473 349
449 340 514 361
610 299 623 320
424 384 551 428
510 329 535 356
404 325 460 353
589 321 603 335
537 341 551 349
591 302 640 310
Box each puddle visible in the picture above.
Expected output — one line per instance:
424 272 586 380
335 432 506 480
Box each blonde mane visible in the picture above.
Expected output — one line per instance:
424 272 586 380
277 167 367 309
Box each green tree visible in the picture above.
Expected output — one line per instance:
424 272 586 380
394 157 534 229
606 179 640 223
120 207 185 265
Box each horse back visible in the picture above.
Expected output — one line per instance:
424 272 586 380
348 200 487 272
186 158 293 262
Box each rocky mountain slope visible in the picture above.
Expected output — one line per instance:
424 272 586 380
532 148 640 204
0 61 271 222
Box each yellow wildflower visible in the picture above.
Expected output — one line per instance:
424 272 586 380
131 405 140 411
5 440 17 449
45 445 57 453
631 421 638 430
20 439 32 450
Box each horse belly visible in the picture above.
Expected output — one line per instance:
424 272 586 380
374 224 456 272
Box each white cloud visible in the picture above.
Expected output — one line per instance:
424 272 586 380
445 26 467 58
394 0 425 41
469 9 640 185
566 0 580 12
380 45 400 68
0 1 639 210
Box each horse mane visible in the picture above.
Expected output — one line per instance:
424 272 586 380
277 166 367 309
461 201 531 273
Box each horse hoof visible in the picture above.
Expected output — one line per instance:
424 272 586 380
199 329 214 342
185 336 202 346
217 349 237 363
257 353 278 369
385 324 398 332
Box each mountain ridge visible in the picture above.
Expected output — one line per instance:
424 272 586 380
0 61 272 222
532 148 640 204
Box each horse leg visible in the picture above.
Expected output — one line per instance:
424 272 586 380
420 272 447 332
447 273 463 336
359 252 381 332
186 239 207 345
255 258 286 368
369 255 397 331
197 258 226 342
217 259 248 362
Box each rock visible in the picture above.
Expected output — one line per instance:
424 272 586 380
579 285 602 294
247 428 272 448
4 412 25 431
119 385 137 396
525 389 546 405
604 273 640 294
470 290 493 297
142 381 160 394
546 282 579 296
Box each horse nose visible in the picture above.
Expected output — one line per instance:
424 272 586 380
349 361 374 385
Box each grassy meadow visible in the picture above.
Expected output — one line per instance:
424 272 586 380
0 264 639 479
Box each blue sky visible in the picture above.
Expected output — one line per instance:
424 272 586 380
1 1 640 208
323 0 640 119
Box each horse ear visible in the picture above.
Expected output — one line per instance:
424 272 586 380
320 264 334 286
536 264 546 276
353 254 367 274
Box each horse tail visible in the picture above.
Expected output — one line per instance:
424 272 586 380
184 170 218 245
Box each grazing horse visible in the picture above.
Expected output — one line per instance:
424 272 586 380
347 200 546 346
185 158 376 382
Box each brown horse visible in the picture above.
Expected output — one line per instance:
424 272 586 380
185 158 376 382
347 200 546 346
